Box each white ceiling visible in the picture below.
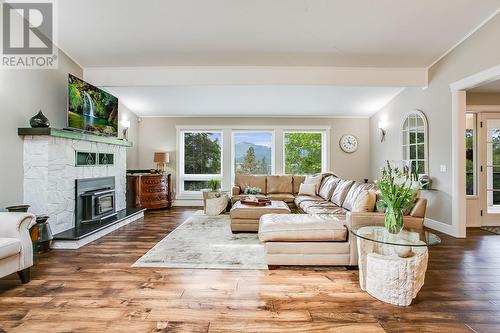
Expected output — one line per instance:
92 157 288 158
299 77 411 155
60 0 499 116
58 0 500 67
104 85 403 117
469 80 500 93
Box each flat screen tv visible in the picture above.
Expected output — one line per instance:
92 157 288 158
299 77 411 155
67 74 118 136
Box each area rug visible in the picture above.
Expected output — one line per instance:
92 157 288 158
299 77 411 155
481 226 500 235
133 211 267 270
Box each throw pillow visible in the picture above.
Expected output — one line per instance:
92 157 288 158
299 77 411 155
351 190 377 213
375 199 387 213
303 173 322 194
298 183 317 196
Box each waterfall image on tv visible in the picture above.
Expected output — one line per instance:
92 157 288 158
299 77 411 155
67 74 118 136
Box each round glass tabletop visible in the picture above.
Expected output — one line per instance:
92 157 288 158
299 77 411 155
350 225 441 247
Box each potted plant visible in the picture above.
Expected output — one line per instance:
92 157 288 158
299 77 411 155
208 179 221 192
376 161 418 234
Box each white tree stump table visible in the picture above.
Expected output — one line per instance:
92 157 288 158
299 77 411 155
351 226 440 306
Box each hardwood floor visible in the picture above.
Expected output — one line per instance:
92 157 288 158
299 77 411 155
1 208 500 332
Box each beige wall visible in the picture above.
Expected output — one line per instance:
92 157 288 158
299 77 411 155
0 50 140 210
118 102 140 169
467 92 500 105
137 117 371 200
0 50 82 209
370 14 500 226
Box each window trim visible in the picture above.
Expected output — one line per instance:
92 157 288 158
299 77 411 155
231 130 275 181
178 129 224 197
282 129 329 175
401 109 429 175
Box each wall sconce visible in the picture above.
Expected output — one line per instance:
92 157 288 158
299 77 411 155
121 119 131 141
378 121 386 142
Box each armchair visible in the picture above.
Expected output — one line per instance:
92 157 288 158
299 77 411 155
0 213 36 283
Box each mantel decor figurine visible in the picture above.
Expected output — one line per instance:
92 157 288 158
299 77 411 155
29 110 50 128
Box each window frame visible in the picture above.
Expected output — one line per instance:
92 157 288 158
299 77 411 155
178 129 224 197
231 130 275 180
282 129 329 175
401 110 429 175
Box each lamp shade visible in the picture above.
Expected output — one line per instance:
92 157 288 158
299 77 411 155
154 152 169 163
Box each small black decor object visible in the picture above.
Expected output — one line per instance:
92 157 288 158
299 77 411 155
30 110 50 128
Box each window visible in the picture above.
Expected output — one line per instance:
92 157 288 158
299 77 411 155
466 113 477 196
179 130 223 194
284 131 325 174
402 111 428 175
233 131 273 175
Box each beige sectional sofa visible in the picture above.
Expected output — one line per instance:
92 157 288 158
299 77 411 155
232 173 428 267
232 175 306 208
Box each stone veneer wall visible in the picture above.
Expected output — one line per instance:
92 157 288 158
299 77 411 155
23 136 126 234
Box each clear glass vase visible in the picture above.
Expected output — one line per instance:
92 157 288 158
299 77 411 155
384 206 404 234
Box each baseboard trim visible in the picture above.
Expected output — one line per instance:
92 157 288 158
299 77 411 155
424 218 457 237
173 199 203 207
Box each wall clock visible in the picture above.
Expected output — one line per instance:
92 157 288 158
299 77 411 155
339 134 358 153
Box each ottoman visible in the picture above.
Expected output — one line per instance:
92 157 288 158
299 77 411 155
258 214 355 267
230 201 291 232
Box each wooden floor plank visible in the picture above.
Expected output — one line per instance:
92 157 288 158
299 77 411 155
0 208 499 332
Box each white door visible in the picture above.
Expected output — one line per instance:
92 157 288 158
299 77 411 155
479 113 500 226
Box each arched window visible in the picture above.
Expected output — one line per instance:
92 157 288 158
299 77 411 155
402 110 428 175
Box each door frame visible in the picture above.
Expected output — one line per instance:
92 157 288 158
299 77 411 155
477 111 500 226
450 64 500 238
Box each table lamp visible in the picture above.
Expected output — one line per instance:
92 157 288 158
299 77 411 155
154 152 169 173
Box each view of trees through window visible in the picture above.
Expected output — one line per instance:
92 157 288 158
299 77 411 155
284 132 322 174
183 132 222 191
465 113 476 196
234 132 272 175
402 113 426 175
488 127 500 205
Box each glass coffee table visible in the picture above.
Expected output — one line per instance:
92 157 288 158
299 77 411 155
349 225 441 306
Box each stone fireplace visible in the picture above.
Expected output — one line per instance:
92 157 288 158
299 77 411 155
21 133 127 234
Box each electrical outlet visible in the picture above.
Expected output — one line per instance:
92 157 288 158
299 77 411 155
440 165 447 172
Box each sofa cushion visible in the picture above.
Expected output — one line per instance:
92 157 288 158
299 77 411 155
267 193 295 203
299 200 336 211
259 214 347 242
292 175 306 194
342 182 377 211
298 183 316 196
305 206 349 215
0 238 21 260
330 179 355 206
351 190 377 213
267 175 293 194
410 197 427 218
304 174 323 194
235 175 267 194
294 195 324 207
318 176 341 200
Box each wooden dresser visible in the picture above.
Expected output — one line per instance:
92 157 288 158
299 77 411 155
126 173 172 209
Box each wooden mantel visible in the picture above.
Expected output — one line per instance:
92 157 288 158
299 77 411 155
18 128 133 147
